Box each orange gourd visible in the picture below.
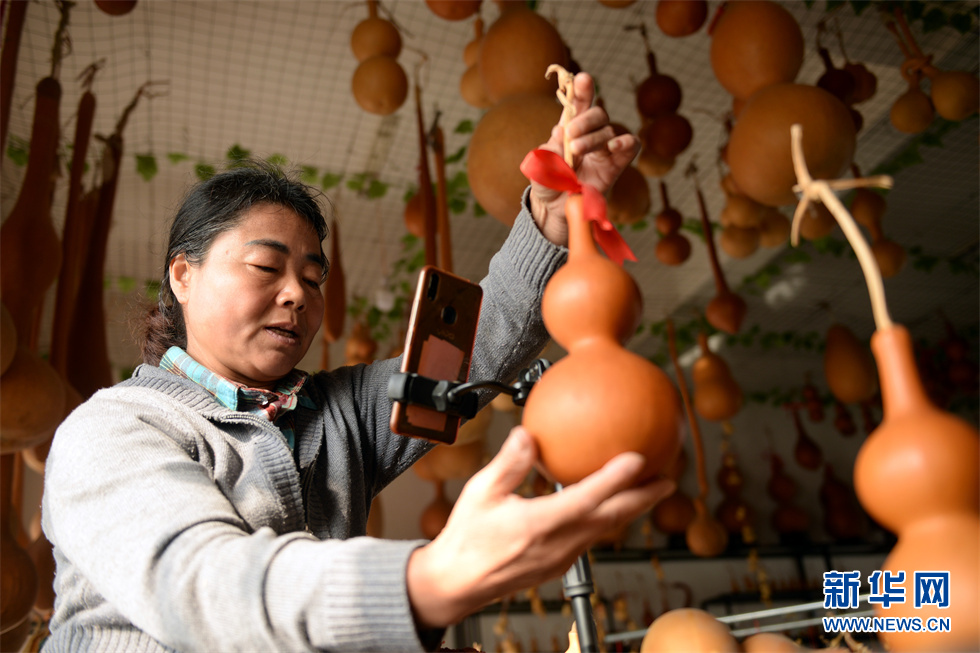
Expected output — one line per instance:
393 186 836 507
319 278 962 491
350 0 401 62
823 323 876 404
727 84 856 207
695 186 747 334
0 455 37 643
607 165 651 226
709 1 804 101
351 55 408 116
94 0 137 16
719 224 760 260
853 326 979 533
1 347 66 453
425 0 481 21
477 2 567 104
691 333 742 422
757 206 790 248
651 490 696 535
654 182 691 266
790 404 822 471
523 195 683 486
469 93 561 226
790 123 979 651
642 609 739 653
655 0 707 38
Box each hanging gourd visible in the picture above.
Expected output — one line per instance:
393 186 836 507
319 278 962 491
694 179 747 334
823 322 876 405
796 202 837 241
790 123 979 652
726 83 856 207
653 182 691 266
351 55 408 116
1 347 66 453
459 18 491 109
756 206 791 248
691 333 742 422
788 403 822 471
800 374 824 422
477 1 567 104
94 0 137 16
350 0 401 62
319 219 346 371
886 8 978 124
663 321 727 558
1 75 63 349
424 438 484 481
655 0 707 38
607 165 651 227
468 92 561 226
709 0 804 101
819 464 866 542
634 27 681 120
0 454 38 646
718 224 760 260
520 67 682 487
832 399 857 437
425 0 481 21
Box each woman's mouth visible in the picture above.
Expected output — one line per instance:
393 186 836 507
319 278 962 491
266 326 300 342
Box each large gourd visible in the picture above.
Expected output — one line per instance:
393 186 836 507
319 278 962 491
790 123 979 652
467 93 560 226
823 323 876 404
709 1 804 100
727 83 855 207
522 194 682 485
478 1 567 104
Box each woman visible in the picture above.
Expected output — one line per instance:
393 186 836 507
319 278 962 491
41 73 674 651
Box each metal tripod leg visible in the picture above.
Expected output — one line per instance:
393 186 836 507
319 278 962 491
562 552 599 653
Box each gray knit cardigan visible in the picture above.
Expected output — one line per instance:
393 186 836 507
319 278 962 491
41 203 566 652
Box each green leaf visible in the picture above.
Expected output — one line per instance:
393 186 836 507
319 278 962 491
6 135 29 166
321 172 343 190
226 144 251 166
783 248 812 264
166 152 190 164
300 165 319 185
117 276 137 293
135 153 158 181
454 119 475 134
825 0 845 11
473 202 487 217
195 163 216 181
449 197 467 214
631 220 648 231
346 173 366 192
802 0 815 7
144 279 161 301
680 218 704 238
266 153 288 167
445 145 467 165
366 179 389 199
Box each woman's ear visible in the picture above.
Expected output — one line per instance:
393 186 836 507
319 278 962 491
169 253 191 305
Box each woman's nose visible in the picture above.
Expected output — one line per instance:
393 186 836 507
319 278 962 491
279 276 306 310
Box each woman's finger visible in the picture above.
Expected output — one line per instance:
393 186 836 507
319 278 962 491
463 426 537 499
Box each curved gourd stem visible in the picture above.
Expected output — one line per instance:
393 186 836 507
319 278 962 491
547 64 576 167
788 124 894 331
666 319 709 504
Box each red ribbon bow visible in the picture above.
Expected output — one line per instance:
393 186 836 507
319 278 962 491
520 148 637 266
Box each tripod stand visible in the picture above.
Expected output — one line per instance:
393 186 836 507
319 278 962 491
389 360 601 653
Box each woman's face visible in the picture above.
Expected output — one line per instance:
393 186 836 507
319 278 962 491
170 203 326 389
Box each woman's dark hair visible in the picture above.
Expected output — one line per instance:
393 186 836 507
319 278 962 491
135 160 330 365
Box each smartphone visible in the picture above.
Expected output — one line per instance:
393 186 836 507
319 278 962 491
390 266 483 444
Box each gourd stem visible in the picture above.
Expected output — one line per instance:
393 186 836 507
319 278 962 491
666 320 709 503
695 185 729 295
788 124 893 332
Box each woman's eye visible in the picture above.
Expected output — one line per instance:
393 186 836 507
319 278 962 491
252 265 277 273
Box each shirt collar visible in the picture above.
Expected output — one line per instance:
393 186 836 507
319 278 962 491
159 346 312 412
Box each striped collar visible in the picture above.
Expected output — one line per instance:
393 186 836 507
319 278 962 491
159 346 313 417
